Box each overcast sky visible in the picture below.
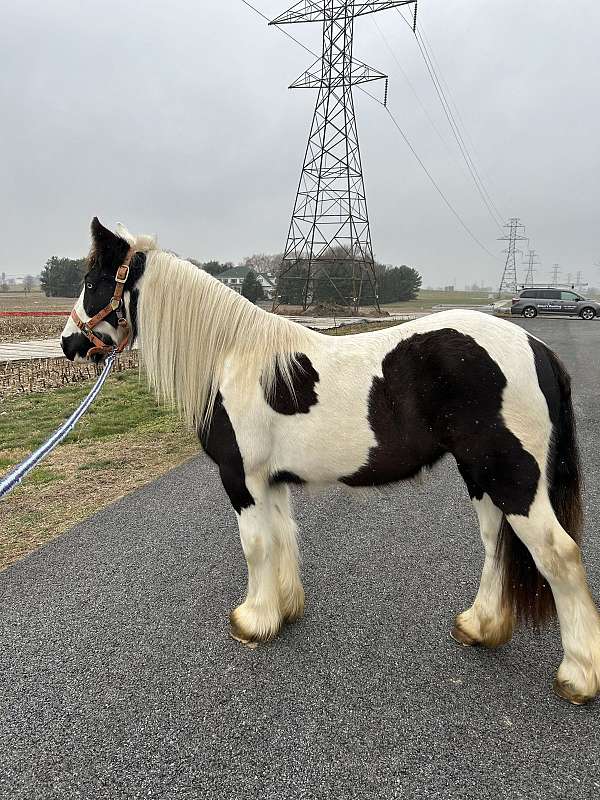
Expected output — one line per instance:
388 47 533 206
1 0 599 287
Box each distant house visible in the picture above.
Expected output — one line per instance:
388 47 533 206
216 266 276 300
215 265 251 294
256 272 276 300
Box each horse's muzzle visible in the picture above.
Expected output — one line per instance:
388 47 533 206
61 332 113 363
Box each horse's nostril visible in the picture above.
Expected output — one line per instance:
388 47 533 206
61 334 81 361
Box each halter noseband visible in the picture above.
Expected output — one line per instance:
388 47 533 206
71 248 134 359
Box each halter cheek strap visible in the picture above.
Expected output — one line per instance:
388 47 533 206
71 249 134 359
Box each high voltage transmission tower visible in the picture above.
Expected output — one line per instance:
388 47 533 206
522 249 539 288
550 263 561 286
497 218 527 296
270 0 417 313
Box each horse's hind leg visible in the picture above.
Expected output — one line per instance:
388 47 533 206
452 491 514 648
229 474 283 644
270 483 305 623
508 493 600 704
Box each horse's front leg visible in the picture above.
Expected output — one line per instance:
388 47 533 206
270 483 305 623
226 472 283 645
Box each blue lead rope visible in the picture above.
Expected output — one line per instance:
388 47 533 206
0 352 117 499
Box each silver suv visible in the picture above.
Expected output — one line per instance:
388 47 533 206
510 287 600 320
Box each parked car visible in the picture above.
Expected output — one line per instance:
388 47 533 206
510 288 600 320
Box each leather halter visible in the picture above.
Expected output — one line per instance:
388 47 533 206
71 249 134 359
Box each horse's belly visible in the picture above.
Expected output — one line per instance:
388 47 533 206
270 411 376 483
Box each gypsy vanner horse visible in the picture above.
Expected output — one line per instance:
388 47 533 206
61 219 600 704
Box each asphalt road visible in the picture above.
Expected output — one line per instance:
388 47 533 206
1 318 599 800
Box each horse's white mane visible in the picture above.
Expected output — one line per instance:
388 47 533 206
137 250 315 430
116 222 158 254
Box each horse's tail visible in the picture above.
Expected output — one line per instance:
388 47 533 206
497 344 583 628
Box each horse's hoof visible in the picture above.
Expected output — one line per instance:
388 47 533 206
450 624 476 647
230 629 258 649
229 612 259 648
553 678 593 706
229 606 279 646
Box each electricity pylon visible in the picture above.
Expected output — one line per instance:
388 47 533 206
497 218 527 296
550 263 561 286
271 0 417 313
574 270 585 291
522 249 539 287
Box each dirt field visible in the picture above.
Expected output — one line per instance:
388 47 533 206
0 291 72 341
0 316 66 342
0 290 73 310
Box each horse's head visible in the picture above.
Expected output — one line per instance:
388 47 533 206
60 217 154 362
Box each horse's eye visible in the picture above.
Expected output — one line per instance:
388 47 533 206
86 282 93 289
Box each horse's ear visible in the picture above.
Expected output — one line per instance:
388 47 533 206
90 217 129 272
91 216 121 249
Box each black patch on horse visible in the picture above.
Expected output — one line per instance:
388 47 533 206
83 237 146 326
198 393 255 514
527 335 560 429
527 334 582 537
269 471 305 485
341 329 540 517
265 353 319 415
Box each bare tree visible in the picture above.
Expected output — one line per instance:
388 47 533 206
242 253 281 275
23 274 35 293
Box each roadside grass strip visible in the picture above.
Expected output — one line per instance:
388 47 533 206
0 371 197 570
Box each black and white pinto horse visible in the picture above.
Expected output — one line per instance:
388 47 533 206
61 219 600 704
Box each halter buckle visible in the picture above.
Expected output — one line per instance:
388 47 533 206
115 265 129 283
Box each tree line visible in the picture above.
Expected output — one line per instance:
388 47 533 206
275 260 421 305
39 252 421 305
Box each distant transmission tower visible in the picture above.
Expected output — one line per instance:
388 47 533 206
550 263 561 286
270 0 417 313
497 218 527 295
522 249 539 287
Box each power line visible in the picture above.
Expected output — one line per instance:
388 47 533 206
418 23 504 216
240 0 499 263
413 33 505 230
396 7 505 230
384 107 498 260
370 17 456 158
240 0 319 59
370 15 506 234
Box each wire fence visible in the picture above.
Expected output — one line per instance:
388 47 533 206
0 351 139 398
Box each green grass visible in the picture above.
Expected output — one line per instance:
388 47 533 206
382 288 493 313
26 467 65 486
0 371 180 453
